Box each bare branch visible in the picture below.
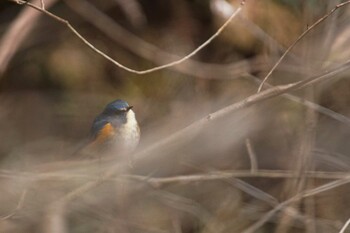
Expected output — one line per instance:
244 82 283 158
40 0 45 9
257 0 350 93
0 0 58 75
2 169 350 183
339 218 350 233
242 176 350 233
247 73 350 127
0 190 27 221
245 138 258 172
64 0 252 80
8 0 244 75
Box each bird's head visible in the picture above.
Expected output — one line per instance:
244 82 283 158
102 99 133 116
99 99 137 126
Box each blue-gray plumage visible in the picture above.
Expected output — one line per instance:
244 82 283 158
90 99 140 154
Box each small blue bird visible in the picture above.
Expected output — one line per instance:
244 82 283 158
88 99 140 155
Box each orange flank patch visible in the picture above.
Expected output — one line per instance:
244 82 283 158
93 123 115 145
81 123 116 155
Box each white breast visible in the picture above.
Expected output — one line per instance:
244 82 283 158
116 110 140 153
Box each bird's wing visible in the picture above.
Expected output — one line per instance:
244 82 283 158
70 118 116 157
90 117 116 145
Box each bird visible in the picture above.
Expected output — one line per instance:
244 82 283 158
87 99 140 157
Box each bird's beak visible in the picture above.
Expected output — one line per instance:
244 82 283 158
127 106 133 111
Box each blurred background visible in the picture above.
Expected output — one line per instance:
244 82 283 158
1 0 350 232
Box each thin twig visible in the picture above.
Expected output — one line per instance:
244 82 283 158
40 0 45 9
339 218 350 233
63 0 252 80
9 0 243 75
0 190 27 221
64 0 317 82
257 0 350 93
1 169 350 182
247 73 350 127
242 176 350 233
245 138 258 172
0 0 57 74
126 170 350 187
276 85 318 233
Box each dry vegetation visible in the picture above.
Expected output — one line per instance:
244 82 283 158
1 0 350 232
